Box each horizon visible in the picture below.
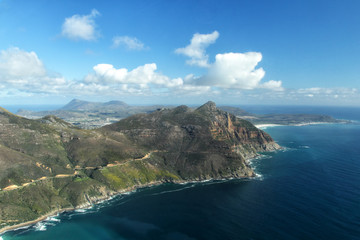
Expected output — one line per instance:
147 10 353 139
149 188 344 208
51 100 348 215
3 98 360 116
0 0 359 106
3 98 360 107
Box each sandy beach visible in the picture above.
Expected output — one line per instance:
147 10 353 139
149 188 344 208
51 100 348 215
255 124 283 129
255 122 335 130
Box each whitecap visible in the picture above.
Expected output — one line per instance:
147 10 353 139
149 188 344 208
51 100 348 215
254 172 264 180
279 147 295 152
122 191 132 195
46 216 60 222
74 209 87 213
34 222 47 231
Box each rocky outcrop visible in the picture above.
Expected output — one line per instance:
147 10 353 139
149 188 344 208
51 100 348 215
104 101 280 180
0 102 280 232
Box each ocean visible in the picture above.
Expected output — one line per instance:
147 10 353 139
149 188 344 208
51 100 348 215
1 106 360 240
2 105 63 114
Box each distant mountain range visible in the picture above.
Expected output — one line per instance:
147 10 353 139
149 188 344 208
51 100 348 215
61 99 128 111
17 99 343 129
17 99 168 129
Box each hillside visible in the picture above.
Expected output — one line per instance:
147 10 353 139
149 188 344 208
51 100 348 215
0 102 280 233
61 99 128 111
17 99 344 129
103 101 279 179
17 99 167 129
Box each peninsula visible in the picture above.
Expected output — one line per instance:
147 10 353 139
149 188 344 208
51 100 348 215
0 101 280 233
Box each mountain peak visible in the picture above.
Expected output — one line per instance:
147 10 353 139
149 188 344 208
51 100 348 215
61 99 98 110
104 100 128 106
68 99 85 104
196 101 217 112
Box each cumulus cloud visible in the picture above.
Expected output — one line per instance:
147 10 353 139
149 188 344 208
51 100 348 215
61 9 100 41
175 32 283 91
2 47 358 106
0 48 65 93
84 63 183 88
0 47 46 80
0 47 211 97
198 52 266 89
112 36 146 50
175 31 219 67
260 80 284 91
82 63 214 96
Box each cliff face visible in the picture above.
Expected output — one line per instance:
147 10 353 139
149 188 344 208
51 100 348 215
103 101 280 180
0 102 280 232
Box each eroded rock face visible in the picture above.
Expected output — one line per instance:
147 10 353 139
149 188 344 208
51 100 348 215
104 101 280 180
0 102 281 232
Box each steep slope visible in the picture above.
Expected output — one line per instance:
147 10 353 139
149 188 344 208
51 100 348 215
61 99 128 111
17 99 167 129
0 109 74 188
0 102 280 233
103 101 280 180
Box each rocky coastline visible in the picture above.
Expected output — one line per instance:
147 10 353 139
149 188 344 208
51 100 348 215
0 154 276 235
0 102 280 235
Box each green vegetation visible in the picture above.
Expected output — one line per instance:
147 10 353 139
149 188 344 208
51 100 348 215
100 160 180 190
0 101 280 232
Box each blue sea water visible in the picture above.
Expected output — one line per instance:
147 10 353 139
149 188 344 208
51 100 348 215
2 105 62 114
2 106 360 240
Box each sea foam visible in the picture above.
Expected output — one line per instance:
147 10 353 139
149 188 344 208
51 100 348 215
34 222 47 231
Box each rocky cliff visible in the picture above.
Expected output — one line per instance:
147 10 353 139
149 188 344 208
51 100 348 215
103 101 280 180
0 102 280 233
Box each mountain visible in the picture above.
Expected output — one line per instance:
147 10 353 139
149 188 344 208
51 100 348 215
218 106 254 117
17 99 167 129
17 100 343 130
0 102 279 233
61 99 128 111
103 101 279 179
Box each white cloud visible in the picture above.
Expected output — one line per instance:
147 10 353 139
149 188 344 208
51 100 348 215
296 87 357 97
191 52 283 91
85 63 184 88
198 52 265 89
0 47 46 79
2 47 358 106
175 85 211 95
112 36 146 50
175 32 283 91
0 48 65 93
79 63 216 96
260 80 284 91
61 9 100 41
175 31 219 67
0 47 211 97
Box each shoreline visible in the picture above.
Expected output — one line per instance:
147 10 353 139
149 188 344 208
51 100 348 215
0 181 162 235
0 175 256 236
0 208 75 235
254 121 342 129
0 144 280 236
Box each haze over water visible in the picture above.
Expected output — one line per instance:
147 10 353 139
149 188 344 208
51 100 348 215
2 106 360 240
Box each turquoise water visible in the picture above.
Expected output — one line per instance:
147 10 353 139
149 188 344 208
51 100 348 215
2 106 360 240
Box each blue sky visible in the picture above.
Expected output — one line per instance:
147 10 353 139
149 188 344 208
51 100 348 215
0 0 359 106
